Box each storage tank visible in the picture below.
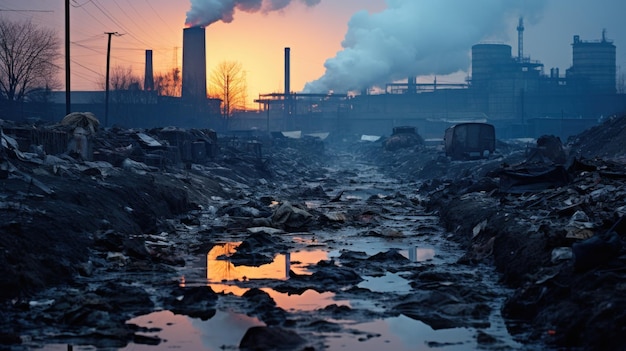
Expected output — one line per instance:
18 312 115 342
471 44 513 88
568 33 616 94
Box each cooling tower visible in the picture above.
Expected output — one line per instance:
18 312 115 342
182 27 207 101
144 49 154 91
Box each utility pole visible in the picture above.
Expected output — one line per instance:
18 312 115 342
65 0 71 115
104 32 120 127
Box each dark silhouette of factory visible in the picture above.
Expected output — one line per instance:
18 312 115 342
251 19 626 139
13 20 625 140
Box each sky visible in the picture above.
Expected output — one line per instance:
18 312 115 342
1 0 625 107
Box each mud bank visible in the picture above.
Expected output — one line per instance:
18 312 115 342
2 115 626 350
1 124 520 350
381 118 626 351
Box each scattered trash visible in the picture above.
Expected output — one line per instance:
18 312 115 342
383 126 424 151
271 201 313 229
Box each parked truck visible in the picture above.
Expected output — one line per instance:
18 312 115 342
444 122 495 160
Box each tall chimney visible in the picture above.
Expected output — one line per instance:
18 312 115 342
144 49 154 91
182 27 207 101
284 47 290 95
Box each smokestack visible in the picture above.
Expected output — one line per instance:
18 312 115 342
517 17 524 61
182 27 207 101
144 50 154 91
284 47 290 96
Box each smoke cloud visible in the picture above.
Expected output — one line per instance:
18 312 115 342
303 0 546 94
186 0 321 28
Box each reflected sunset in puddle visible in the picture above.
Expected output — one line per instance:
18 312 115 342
205 243 330 283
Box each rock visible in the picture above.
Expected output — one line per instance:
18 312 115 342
239 326 306 350
572 232 622 271
166 286 218 320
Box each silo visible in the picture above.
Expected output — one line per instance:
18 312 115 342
471 44 513 89
182 26 207 101
471 44 518 119
569 33 616 94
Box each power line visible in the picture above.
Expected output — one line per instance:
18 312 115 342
71 59 102 76
71 34 106 44
90 0 153 49
0 9 53 12
70 0 94 8
144 0 176 34
73 5 108 30
112 0 172 50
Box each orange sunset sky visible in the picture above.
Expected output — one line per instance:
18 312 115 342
1 0 625 108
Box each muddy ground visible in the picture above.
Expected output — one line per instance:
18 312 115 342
1 115 626 350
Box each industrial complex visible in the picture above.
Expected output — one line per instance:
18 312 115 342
248 18 625 139
21 18 626 140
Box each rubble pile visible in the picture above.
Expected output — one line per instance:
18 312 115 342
568 114 626 161
370 117 626 350
2 111 626 350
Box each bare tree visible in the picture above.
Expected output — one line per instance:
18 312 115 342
99 65 146 104
0 18 60 102
154 67 182 97
209 61 247 117
109 65 141 91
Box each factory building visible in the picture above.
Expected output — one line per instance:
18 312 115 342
567 30 616 94
23 22 625 138
251 22 626 140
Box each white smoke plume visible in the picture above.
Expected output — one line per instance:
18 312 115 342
186 0 321 28
303 0 546 94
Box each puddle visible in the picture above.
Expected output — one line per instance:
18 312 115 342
205 242 290 282
263 288 352 311
324 315 475 351
42 313 509 351
38 310 264 351
204 243 435 283
357 272 413 293
121 310 264 350
204 244 329 285
403 247 436 262
192 309 501 351
200 243 436 307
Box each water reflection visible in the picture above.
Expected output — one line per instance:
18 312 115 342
206 242 289 282
205 244 333 298
358 272 412 293
204 243 435 289
325 315 473 351
204 243 437 307
205 244 330 284
263 288 351 311
115 244 494 351
56 295 478 351
121 310 263 351
405 247 436 262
